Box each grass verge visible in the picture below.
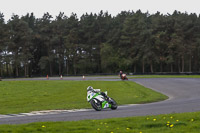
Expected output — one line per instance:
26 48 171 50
0 112 200 132
0 80 167 114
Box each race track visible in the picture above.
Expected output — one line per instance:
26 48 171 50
0 77 200 124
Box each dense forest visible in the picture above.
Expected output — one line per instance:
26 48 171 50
0 10 200 77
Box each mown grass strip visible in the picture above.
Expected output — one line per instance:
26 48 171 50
0 80 167 114
0 112 200 133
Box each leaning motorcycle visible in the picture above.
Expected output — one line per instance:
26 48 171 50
121 73 128 80
87 89 117 111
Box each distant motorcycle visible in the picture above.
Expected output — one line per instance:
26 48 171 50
121 73 128 80
87 89 117 111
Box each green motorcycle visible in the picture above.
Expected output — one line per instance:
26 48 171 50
87 87 117 111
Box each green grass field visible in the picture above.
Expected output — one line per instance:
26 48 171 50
0 80 167 114
0 111 200 133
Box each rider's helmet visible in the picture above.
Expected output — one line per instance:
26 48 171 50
87 86 93 91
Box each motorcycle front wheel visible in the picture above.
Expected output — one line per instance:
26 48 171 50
90 99 102 111
110 98 118 110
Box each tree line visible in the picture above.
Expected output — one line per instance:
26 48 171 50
0 10 200 77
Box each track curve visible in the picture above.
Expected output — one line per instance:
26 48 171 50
0 78 200 124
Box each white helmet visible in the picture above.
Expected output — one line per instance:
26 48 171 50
87 86 93 91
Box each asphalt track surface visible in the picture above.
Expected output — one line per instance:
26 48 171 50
0 77 200 124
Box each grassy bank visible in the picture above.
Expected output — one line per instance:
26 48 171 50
0 112 200 132
0 80 167 114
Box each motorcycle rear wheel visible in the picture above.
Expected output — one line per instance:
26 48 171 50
90 99 102 111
